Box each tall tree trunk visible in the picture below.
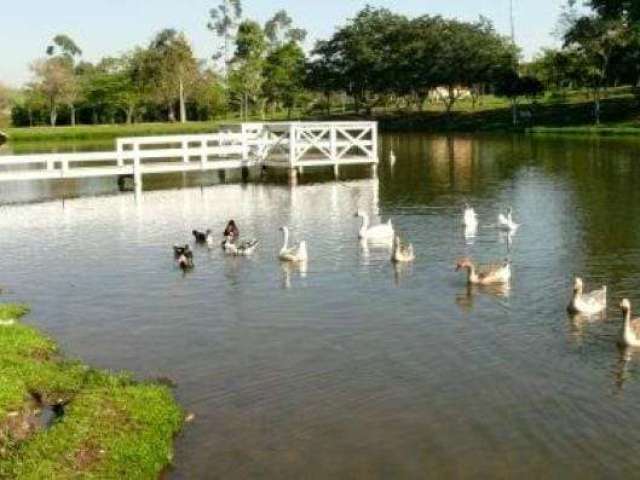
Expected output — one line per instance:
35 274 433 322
49 99 57 127
126 106 134 124
594 89 601 126
168 102 176 122
70 104 76 126
179 78 187 123
511 99 518 127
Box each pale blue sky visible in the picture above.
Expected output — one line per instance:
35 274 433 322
1 0 567 87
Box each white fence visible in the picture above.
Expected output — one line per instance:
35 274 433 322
0 122 378 190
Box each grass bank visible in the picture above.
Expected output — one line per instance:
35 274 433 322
5 121 222 143
0 304 183 479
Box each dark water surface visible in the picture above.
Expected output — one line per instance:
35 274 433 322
2 133 640 478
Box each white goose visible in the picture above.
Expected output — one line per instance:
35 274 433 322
498 207 519 232
355 210 394 240
222 236 259 256
620 299 640 347
463 204 478 230
278 226 308 262
391 235 415 263
567 277 606 315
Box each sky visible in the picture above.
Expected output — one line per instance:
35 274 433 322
0 0 567 87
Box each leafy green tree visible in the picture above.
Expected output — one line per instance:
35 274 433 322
563 15 628 123
208 0 243 76
431 17 517 113
309 7 407 115
144 29 199 122
229 20 267 120
46 34 82 59
495 72 544 125
30 57 76 126
264 10 307 48
263 42 306 117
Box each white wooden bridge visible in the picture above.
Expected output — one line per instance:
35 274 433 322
0 122 378 195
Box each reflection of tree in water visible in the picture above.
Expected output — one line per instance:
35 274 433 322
535 135 640 293
379 133 527 207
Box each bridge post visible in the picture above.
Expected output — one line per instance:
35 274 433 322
331 126 338 178
116 139 124 167
133 142 142 197
288 124 298 184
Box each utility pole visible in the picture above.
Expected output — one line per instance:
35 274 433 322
510 0 516 44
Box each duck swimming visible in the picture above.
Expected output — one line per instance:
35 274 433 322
174 245 194 270
222 235 259 256
193 229 212 244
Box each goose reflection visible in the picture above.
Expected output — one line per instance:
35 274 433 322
358 238 392 263
614 346 635 393
498 230 514 252
455 283 510 313
280 260 307 289
392 261 413 287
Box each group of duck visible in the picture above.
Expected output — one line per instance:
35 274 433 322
172 202 640 348
462 203 640 349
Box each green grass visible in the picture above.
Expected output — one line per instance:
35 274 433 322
0 304 183 479
5 121 223 143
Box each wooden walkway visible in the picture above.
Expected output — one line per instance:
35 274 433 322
0 122 378 194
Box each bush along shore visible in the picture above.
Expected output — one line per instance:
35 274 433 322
0 303 183 479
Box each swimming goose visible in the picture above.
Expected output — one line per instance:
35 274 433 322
498 207 519 232
391 235 415 263
355 210 394 240
620 299 640 347
463 204 478 231
222 235 259 256
455 258 511 285
192 229 212 244
567 277 606 315
278 226 308 262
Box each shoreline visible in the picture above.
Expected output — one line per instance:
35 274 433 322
0 303 183 478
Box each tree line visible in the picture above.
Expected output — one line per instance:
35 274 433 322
3 0 637 128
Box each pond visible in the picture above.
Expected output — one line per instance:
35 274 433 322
2 132 640 478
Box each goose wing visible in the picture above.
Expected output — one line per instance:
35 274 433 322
582 286 606 307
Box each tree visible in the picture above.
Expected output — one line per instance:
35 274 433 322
208 0 242 76
263 42 306 117
30 57 76 126
495 72 544 125
144 29 199 122
46 34 82 59
45 34 83 125
430 18 517 113
264 10 307 48
563 15 628 123
309 7 407 115
229 20 267 120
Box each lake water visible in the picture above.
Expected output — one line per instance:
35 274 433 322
2 133 640 478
